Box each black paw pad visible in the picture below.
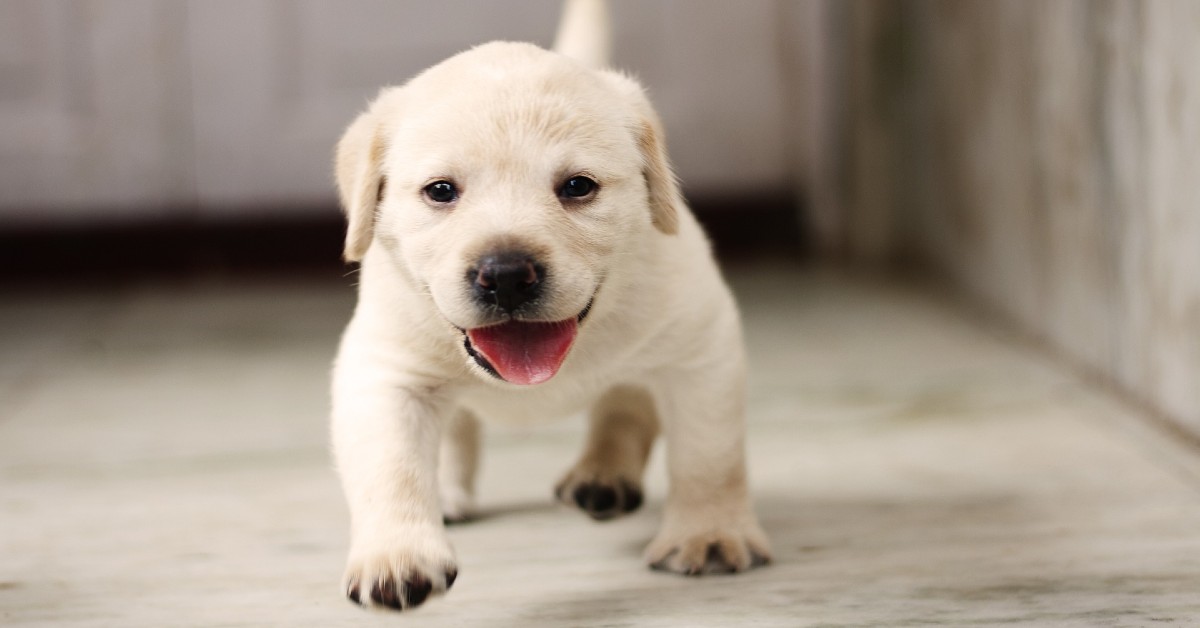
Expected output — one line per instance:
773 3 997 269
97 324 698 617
567 479 645 520
620 481 643 513
701 543 737 575
370 575 402 609
445 568 458 590
402 574 432 608
574 483 617 514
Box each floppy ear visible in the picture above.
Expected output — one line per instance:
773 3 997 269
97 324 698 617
334 105 388 262
600 70 681 235
636 111 681 235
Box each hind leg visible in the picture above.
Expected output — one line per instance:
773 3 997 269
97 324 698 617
555 385 659 520
439 409 481 523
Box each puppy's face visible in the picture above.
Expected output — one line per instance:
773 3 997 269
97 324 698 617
336 43 680 385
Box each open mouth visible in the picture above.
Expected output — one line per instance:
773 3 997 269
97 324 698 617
463 300 593 386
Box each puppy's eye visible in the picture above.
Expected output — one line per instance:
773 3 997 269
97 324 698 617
559 176 597 200
424 181 458 204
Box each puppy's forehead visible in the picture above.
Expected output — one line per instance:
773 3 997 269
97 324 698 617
394 43 633 166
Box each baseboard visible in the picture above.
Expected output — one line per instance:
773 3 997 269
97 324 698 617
0 194 805 285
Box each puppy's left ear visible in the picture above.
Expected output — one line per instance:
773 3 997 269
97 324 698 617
601 71 681 235
636 111 681 235
334 94 392 262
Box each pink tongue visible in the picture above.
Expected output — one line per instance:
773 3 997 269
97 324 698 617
467 319 578 385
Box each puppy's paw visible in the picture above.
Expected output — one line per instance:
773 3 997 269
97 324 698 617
644 517 771 575
555 471 643 521
440 485 477 525
343 527 458 612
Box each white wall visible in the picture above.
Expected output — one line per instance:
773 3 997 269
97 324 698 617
829 1 1200 436
0 0 806 224
0 1 195 222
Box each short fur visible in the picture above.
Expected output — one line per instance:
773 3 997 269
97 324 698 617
330 3 770 612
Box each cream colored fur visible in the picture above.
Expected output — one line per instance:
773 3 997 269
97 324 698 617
330 2 770 611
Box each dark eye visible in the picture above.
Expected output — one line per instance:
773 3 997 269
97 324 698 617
560 176 597 200
424 180 458 204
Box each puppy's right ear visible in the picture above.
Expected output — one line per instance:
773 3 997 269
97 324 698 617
334 103 388 263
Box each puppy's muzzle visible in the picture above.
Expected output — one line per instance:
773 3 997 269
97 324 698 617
469 251 546 314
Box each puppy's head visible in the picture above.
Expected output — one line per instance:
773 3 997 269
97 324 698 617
335 42 681 385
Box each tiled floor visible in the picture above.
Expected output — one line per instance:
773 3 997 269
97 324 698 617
3 264 1199 627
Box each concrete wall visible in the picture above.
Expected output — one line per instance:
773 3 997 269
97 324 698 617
0 0 803 224
830 1 1200 434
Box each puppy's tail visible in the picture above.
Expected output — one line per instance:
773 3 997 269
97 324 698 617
553 0 610 69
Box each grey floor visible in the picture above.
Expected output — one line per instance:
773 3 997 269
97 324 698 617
3 264 1200 627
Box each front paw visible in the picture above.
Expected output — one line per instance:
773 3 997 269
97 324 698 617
343 527 458 612
555 470 644 521
644 514 771 575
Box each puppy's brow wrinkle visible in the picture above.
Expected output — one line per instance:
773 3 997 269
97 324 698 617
484 93 623 155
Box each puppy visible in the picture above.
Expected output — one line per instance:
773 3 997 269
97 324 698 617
330 0 770 611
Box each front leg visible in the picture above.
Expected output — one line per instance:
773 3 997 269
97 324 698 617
645 356 772 575
331 356 458 611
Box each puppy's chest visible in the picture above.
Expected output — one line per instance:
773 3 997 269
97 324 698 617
454 377 614 425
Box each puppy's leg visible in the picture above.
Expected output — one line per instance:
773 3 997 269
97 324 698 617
643 354 772 575
556 385 658 520
332 363 458 611
439 409 481 523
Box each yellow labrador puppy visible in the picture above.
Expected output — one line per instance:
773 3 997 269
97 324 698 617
330 0 770 611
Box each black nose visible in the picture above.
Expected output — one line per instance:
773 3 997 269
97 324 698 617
470 251 545 313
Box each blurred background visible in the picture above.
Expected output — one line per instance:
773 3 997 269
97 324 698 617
3 1 1200 625
2 0 1195 437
